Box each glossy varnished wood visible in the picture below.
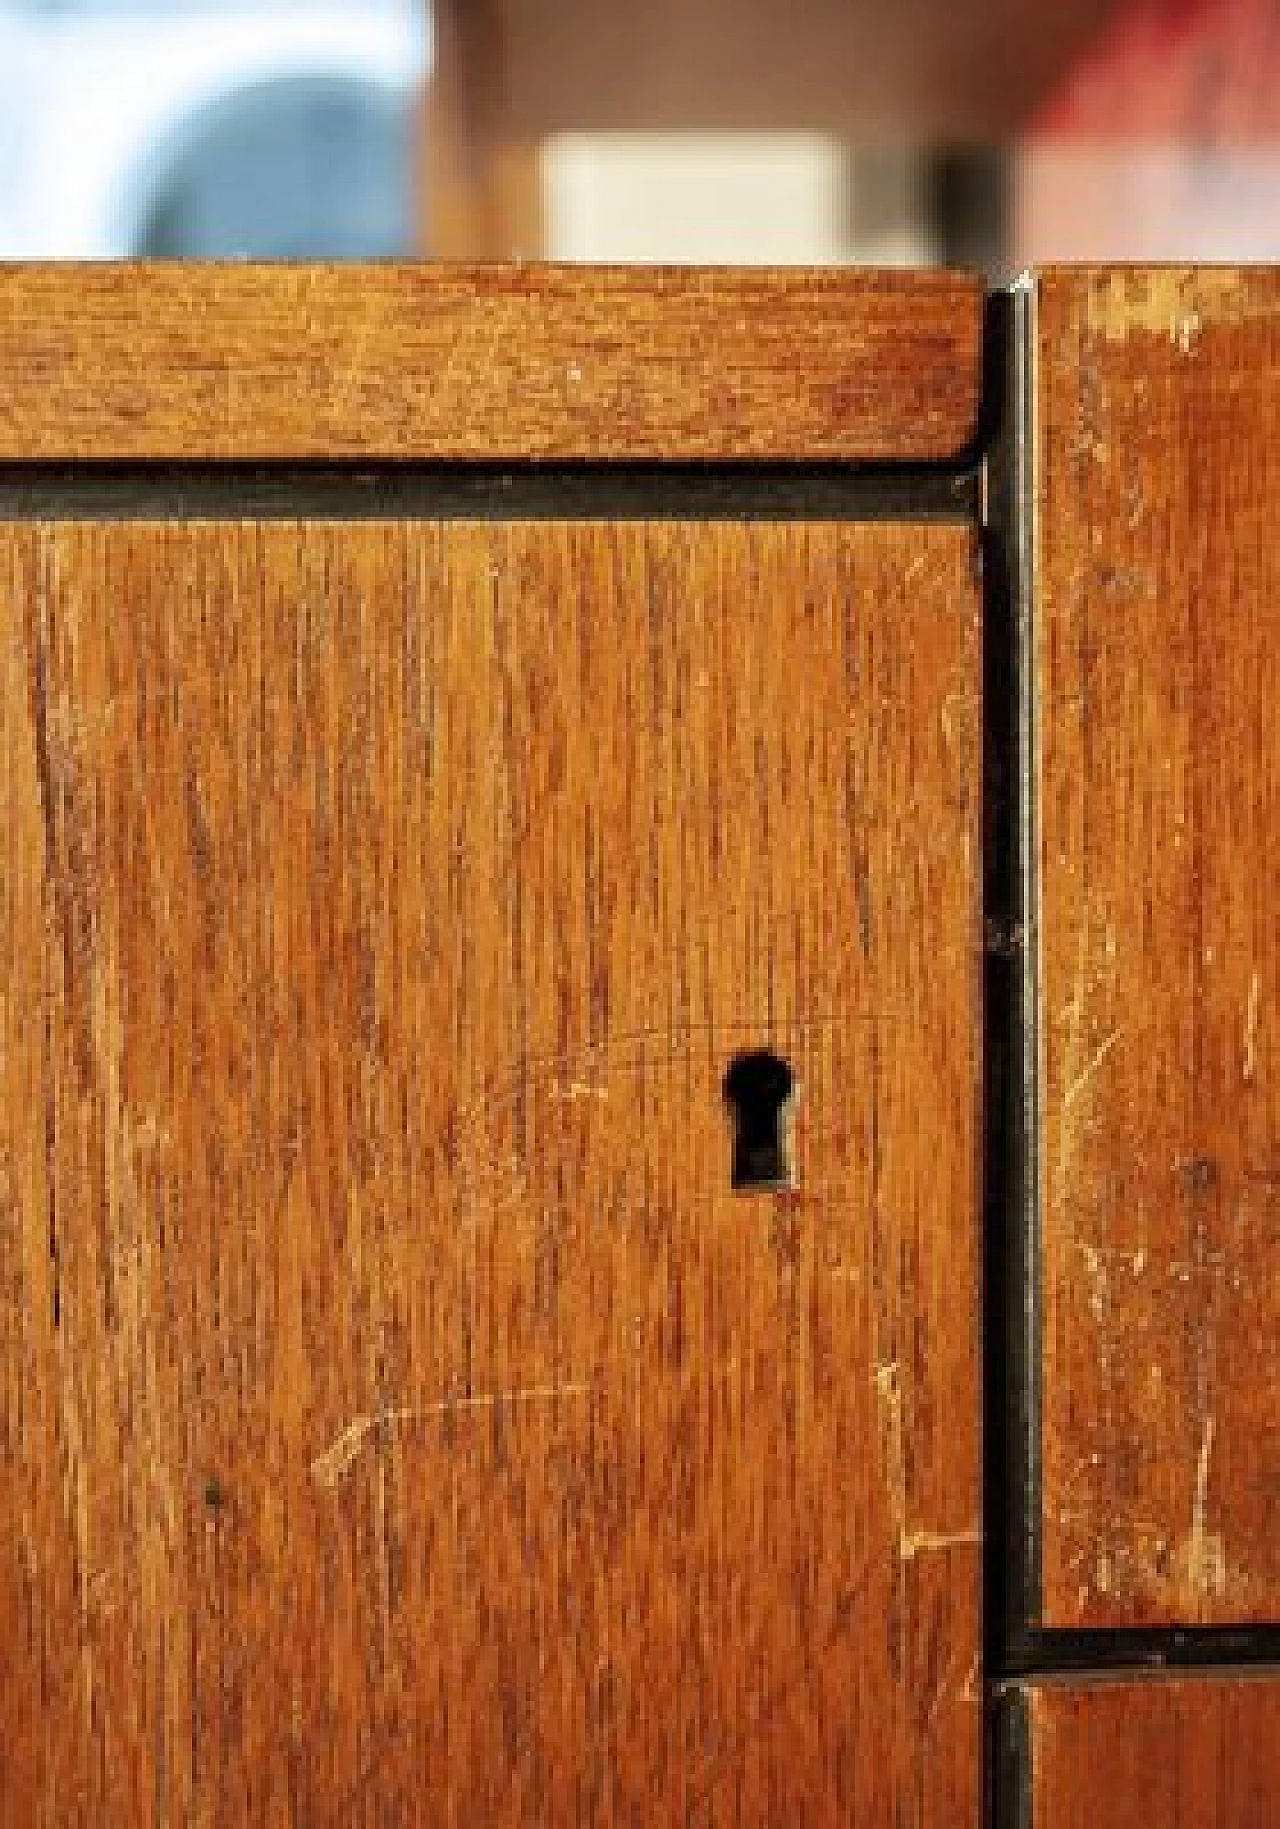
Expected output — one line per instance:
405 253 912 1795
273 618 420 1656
1034 268 1280 1624
1024 1676 1280 1827
0 264 983 464
0 518 981 1823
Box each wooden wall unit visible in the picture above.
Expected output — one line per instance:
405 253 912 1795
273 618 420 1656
4 257 1280 1826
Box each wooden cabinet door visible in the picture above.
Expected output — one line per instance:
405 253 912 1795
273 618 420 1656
0 268 984 1825
1030 268 1280 1630
1011 1677 1280 1828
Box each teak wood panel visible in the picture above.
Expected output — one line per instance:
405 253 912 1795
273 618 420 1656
0 265 983 464
1035 267 1280 1625
0 519 981 1825
1024 1677 1280 1828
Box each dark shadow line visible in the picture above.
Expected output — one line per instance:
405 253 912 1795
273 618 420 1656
1001 1625 1280 1680
0 459 981 524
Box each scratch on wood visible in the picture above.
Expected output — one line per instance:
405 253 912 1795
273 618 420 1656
920 1645 983 1740
1052 909 1091 1216
311 1381 592 1489
1244 969 1261 1083
1062 1028 1124 1115
898 1525 983 1563
873 1360 906 1536
1178 1415 1227 1600
874 1362 981 1564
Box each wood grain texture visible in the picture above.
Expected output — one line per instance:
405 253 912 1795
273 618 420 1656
1025 1676 1280 1828
0 264 982 464
0 518 981 1824
1035 267 1280 1624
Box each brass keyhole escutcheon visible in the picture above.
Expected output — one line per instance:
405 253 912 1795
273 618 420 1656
722 1050 798 1191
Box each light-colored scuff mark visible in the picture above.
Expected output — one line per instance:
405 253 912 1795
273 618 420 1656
1178 1415 1227 1599
1192 1415 1215 1558
334 304 376 408
1076 1240 1110 1326
311 1381 591 1489
1175 312 1201 354
1074 1239 1147 1324
940 686 980 754
551 1079 610 1102
921 1648 983 1738
872 1363 981 1566
1086 1531 1179 1604
1053 909 1092 1216
86 1567 119 1622
1244 970 1262 1084
1062 1028 1124 1116
874 1360 907 1564
1085 269 1253 350
899 1525 983 1563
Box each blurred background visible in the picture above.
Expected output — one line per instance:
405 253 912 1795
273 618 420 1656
0 0 1277 274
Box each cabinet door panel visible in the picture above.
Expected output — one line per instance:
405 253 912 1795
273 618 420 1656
1035 268 1280 1626
1024 1678 1280 1828
1 517 981 1825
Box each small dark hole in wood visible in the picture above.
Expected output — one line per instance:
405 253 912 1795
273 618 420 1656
722 1050 797 1191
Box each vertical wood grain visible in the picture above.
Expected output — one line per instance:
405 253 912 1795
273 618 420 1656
1035 268 1280 1625
1026 1677 1280 1828
1 518 981 1824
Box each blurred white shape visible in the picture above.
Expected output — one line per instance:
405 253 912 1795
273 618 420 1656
0 0 430 257
1016 146 1280 264
545 133 934 266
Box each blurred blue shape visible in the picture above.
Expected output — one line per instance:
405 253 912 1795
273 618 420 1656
0 1 430 258
134 75 412 257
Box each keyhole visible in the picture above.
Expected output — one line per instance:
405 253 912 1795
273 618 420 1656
722 1050 798 1191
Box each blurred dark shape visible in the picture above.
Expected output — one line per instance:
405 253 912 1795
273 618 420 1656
926 148 1010 275
134 75 414 258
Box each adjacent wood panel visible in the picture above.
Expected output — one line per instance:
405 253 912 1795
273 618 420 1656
1035 267 1280 1624
0 518 982 1824
1026 1677 1280 1828
0 265 983 464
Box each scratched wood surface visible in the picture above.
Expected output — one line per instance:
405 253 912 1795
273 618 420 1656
1023 1676 1280 1827
1035 267 1280 1625
0 519 981 1824
0 265 983 463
